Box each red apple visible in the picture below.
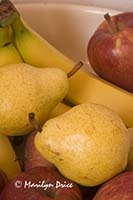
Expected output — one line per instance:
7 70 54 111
24 131 56 171
0 169 7 194
0 166 82 200
93 171 133 200
87 12 133 92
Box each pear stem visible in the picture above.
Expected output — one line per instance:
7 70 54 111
14 156 24 171
29 113 42 133
104 13 118 34
12 136 24 146
67 61 83 78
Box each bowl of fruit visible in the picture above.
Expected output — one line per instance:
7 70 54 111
0 0 132 200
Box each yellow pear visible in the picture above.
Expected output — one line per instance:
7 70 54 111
35 103 130 186
0 134 21 180
0 63 69 136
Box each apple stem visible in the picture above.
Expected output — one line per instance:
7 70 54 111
104 13 118 34
67 61 83 78
28 112 42 133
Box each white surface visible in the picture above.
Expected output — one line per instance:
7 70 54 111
13 0 133 12
15 3 121 71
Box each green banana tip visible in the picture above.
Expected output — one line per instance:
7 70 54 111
0 12 19 27
0 0 20 27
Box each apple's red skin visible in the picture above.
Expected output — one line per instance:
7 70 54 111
0 169 7 194
87 12 133 92
93 172 133 200
24 131 56 171
0 167 82 200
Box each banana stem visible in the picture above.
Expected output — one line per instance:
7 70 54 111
0 0 9 3
29 113 42 133
104 13 119 34
0 0 19 27
67 61 83 78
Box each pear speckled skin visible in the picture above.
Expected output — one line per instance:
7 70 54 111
35 103 130 186
0 63 69 136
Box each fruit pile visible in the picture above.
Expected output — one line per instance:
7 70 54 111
0 0 132 199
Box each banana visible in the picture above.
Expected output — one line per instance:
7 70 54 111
0 133 21 180
11 17 73 69
47 103 71 119
0 26 22 66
